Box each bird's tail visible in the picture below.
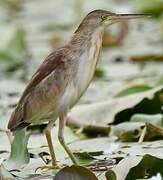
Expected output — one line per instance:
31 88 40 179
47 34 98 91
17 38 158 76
10 122 30 132
8 105 30 132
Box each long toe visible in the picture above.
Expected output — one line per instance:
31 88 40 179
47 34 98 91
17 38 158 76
35 164 64 173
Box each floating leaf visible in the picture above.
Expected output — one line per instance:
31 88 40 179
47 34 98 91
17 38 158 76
54 165 98 180
106 154 163 180
5 129 31 169
143 123 163 141
0 158 14 179
110 122 144 142
81 125 110 137
130 114 163 126
68 86 163 127
111 122 163 142
74 151 96 165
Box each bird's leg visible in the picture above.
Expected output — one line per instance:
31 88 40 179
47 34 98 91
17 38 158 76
58 113 79 165
45 129 58 167
36 129 62 172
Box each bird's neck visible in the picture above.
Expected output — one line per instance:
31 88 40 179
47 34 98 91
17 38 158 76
69 26 104 52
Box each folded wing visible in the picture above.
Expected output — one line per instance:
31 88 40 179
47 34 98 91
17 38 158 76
8 49 71 130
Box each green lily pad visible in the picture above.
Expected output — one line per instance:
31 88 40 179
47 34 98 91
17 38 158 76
130 114 163 126
68 85 163 127
0 158 14 179
54 165 98 180
5 129 31 170
106 154 163 180
111 122 163 142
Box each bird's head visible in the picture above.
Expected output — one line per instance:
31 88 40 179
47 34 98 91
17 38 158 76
75 9 150 33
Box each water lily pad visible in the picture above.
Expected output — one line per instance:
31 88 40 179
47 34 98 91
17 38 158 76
54 165 98 180
5 129 31 170
106 154 163 180
0 159 14 179
130 114 163 126
68 86 163 127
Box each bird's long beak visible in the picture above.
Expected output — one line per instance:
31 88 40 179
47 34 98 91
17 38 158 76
118 13 151 20
110 13 151 21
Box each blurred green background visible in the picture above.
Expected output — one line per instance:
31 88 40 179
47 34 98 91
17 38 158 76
0 0 163 179
0 0 163 122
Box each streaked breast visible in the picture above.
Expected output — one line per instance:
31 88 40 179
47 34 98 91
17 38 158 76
58 27 104 112
75 27 104 95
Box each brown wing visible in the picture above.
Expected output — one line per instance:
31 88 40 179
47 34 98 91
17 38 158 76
8 49 71 130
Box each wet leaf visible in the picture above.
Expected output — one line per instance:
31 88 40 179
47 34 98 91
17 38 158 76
110 122 144 142
130 114 163 126
70 137 118 155
68 86 163 127
5 129 31 169
111 122 163 142
81 125 110 137
114 86 163 124
106 154 163 180
74 151 96 164
70 137 163 160
0 158 14 179
0 0 162 179
143 123 163 141
54 165 98 180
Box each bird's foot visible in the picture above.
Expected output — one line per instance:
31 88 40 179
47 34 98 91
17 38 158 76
35 163 63 173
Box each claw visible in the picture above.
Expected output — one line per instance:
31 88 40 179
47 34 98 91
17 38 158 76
35 164 63 173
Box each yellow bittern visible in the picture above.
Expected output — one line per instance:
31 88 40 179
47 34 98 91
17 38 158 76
8 10 149 168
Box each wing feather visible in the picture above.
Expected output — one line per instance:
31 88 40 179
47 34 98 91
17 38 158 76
8 49 71 130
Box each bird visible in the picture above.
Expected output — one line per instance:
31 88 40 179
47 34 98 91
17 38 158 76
8 9 149 168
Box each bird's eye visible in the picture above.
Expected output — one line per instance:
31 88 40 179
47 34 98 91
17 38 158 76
101 15 108 21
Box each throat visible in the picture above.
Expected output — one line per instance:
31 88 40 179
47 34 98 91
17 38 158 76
89 27 104 59
70 26 104 51
74 27 104 94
